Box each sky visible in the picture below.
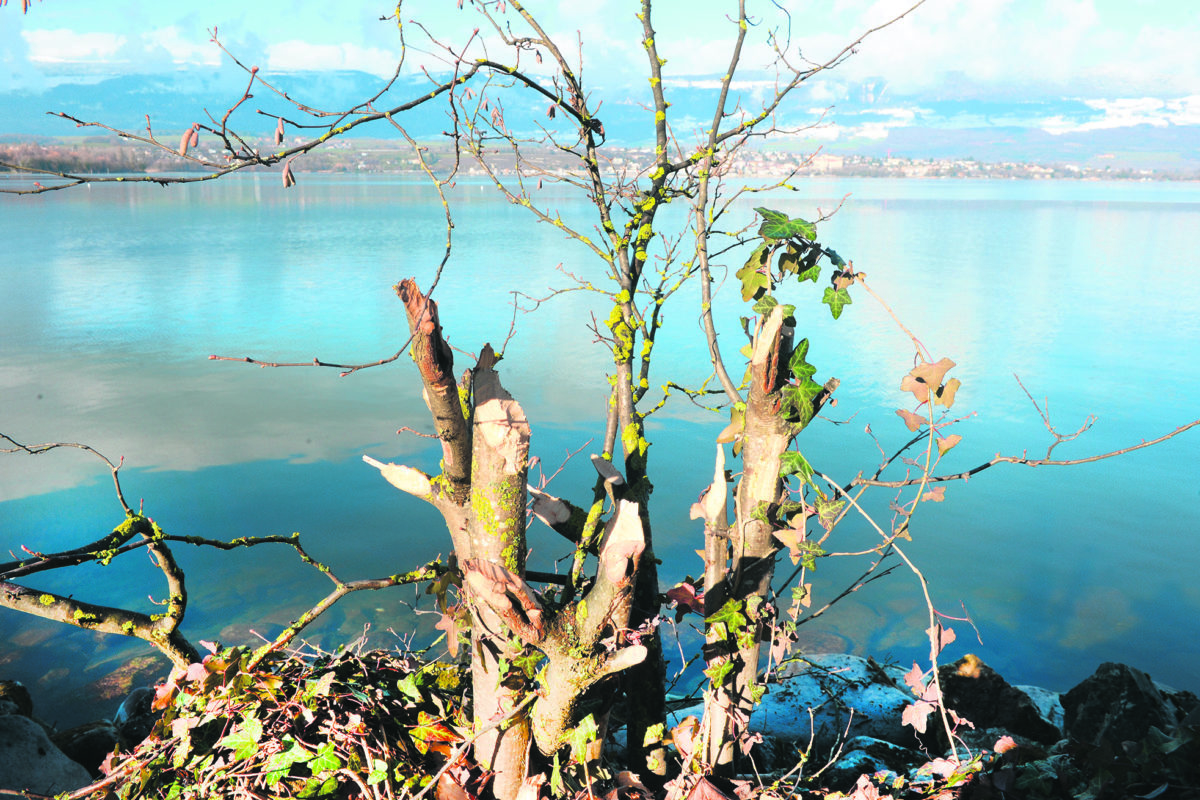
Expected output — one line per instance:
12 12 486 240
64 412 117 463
3 0 1200 138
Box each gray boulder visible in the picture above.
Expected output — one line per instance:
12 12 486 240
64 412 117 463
0 714 93 794
1062 661 1199 746
52 720 121 777
935 654 1063 745
819 736 923 793
113 685 158 747
0 681 32 718
670 654 917 753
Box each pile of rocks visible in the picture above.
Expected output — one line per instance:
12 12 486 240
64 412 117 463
0 680 156 794
668 653 1200 797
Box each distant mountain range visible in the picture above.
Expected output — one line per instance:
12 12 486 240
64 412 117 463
3 69 1197 172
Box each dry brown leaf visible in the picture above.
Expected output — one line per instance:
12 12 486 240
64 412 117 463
936 377 962 408
922 485 946 502
902 357 956 403
937 434 962 455
896 408 926 431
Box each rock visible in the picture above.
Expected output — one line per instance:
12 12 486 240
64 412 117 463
1015 684 1065 732
936 655 1062 745
1061 662 1195 746
759 655 915 749
820 736 922 793
0 713 93 793
0 681 32 718
113 686 157 747
52 720 120 777
671 654 916 754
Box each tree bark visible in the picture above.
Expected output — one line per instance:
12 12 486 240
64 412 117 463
702 306 793 770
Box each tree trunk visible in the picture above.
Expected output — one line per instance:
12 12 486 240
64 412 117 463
702 306 793 771
391 280 534 797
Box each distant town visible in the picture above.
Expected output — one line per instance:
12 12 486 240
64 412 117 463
2 136 1195 182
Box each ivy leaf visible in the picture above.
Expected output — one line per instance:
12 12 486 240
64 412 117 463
704 660 735 687
366 758 389 785
814 496 845 533
567 714 600 765
797 245 823 284
778 451 814 483
788 338 817 382
396 671 425 704
754 207 817 240
263 737 310 786
716 404 745 444
707 598 747 642
302 671 336 702
922 485 947 503
822 286 852 319
736 264 769 303
411 711 461 756
780 380 822 428
777 243 800 275
826 248 846 268
773 528 823 570
737 242 771 301
218 718 263 761
896 409 927 431
752 294 778 316
308 742 341 775
668 716 700 760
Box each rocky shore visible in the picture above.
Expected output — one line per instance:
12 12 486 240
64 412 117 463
2 654 1197 797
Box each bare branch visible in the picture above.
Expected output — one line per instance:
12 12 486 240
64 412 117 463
854 419 1200 489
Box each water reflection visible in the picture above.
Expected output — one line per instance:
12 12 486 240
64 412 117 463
2 176 1199 729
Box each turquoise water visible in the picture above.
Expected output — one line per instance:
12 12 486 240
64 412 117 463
2 174 1198 727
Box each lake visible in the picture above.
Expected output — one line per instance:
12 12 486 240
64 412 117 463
2 174 1198 729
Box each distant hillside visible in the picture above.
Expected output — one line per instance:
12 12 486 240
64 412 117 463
3 69 1198 173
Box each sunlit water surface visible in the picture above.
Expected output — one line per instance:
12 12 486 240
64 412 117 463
2 174 1198 728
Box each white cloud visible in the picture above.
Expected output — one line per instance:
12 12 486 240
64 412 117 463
265 40 402 77
778 0 1200 100
140 26 220 67
1041 95 1200 134
21 29 127 64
